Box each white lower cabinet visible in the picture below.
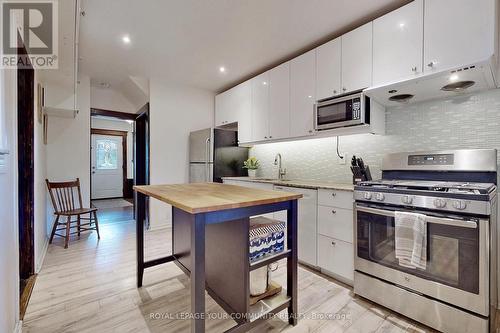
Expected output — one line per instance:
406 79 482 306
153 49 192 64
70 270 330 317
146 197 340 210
273 185 318 267
317 189 354 284
317 205 353 243
318 235 354 283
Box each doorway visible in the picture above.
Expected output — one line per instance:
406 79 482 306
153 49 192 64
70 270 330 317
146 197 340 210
17 40 36 319
90 108 138 224
91 129 127 200
134 104 150 227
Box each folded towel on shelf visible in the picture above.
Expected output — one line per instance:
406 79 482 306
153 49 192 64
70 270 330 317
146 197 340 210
395 211 427 270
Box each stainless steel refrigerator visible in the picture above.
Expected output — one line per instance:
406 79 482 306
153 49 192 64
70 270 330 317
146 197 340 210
189 128 249 183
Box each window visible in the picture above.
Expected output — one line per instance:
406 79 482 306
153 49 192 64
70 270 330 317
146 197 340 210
96 139 118 170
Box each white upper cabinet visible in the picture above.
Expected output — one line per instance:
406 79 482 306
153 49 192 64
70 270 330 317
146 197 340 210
234 81 252 144
215 81 252 143
268 62 291 140
215 90 233 126
341 22 373 93
290 50 316 137
316 37 342 100
373 0 423 86
424 0 496 73
251 72 270 142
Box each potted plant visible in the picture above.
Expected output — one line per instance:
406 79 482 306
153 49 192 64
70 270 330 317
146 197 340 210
243 157 259 178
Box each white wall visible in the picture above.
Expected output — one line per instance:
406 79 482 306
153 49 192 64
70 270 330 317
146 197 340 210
149 79 214 228
33 72 48 273
46 75 91 209
0 70 20 333
91 117 134 179
90 86 137 113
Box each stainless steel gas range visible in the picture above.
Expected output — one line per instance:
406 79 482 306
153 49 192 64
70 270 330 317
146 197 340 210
353 149 498 333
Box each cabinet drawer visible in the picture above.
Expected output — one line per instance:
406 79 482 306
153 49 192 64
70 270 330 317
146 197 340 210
318 189 353 209
318 235 353 282
317 206 353 243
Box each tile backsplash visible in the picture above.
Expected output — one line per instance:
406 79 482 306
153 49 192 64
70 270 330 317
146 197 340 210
250 88 500 183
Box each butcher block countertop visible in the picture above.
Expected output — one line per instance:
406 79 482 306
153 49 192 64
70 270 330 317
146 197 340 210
134 182 302 214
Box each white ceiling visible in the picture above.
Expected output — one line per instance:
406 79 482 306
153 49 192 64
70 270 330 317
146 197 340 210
79 0 410 93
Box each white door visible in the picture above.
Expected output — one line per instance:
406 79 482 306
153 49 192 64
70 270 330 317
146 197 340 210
316 37 342 100
290 50 316 138
91 134 123 199
341 22 373 93
373 0 423 85
424 0 495 73
251 72 270 142
269 62 290 140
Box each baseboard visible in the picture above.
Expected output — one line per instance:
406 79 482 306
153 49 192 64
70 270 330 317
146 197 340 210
13 320 22 333
35 237 49 273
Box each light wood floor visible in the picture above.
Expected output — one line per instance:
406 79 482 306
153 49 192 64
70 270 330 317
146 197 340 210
23 217 437 333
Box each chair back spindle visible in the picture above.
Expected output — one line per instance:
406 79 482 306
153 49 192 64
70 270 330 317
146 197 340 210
46 178 83 213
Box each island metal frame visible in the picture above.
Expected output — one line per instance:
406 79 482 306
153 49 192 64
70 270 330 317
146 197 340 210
135 191 298 333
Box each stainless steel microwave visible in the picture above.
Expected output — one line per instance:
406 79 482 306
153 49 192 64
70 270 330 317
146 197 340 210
314 91 370 131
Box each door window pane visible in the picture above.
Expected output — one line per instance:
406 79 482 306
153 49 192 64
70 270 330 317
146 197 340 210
96 139 118 170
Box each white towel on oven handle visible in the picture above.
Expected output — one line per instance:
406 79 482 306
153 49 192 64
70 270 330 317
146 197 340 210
394 211 427 270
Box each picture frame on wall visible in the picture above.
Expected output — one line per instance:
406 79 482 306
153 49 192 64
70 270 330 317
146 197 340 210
37 84 44 124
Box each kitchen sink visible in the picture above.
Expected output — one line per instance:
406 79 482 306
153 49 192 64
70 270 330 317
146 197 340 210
254 178 291 182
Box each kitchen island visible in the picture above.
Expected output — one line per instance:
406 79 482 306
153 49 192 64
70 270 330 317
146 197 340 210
134 182 302 333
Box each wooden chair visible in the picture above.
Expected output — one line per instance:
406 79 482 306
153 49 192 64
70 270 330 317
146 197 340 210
46 178 100 248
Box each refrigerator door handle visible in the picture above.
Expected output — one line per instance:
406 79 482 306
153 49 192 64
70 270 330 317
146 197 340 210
205 137 211 182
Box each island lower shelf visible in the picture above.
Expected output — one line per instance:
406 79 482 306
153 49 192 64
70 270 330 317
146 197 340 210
172 207 290 322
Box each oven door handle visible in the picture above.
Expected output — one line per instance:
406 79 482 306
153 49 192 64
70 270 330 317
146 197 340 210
356 206 478 229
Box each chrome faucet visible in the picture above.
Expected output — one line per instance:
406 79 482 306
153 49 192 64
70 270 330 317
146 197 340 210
274 153 287 180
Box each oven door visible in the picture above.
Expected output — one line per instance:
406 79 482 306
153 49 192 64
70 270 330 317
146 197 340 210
355 204 489 315
314 93 366 130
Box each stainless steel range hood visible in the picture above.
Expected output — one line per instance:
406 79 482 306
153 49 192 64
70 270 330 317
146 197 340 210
364 58 498 107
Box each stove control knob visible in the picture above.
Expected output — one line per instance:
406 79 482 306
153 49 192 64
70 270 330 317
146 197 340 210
452 200 467 210
401 195 413 204
375 193 385 201
433 198 447 208
363 192 372 200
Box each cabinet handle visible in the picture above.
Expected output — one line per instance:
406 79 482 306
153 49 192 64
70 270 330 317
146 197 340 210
331 210 337 214
333 89 337 94
269 136 272 138
411 66 417 72
342 87 347 92
331 192 336 197
264 136 268 139
427 61 435 68
331 241 336 246
308 130 313 133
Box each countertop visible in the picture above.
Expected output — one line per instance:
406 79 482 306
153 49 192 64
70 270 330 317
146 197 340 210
134 183 302 214
222 177 354 192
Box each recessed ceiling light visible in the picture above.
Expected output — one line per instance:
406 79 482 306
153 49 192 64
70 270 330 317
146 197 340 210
449 74 459 82
262 81 267 85
307 95 313 99
219 66 226 73
399 22 405 28
122 35 131 44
